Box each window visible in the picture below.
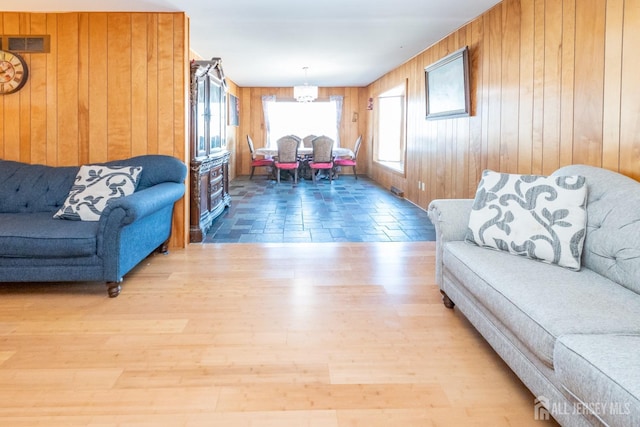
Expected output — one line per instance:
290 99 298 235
264 98 341 148
374 84 406 173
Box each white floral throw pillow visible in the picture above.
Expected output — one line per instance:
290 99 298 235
465 170 588 270
54 165 143 221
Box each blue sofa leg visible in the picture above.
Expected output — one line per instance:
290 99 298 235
159 240 170 254
107 282 122 298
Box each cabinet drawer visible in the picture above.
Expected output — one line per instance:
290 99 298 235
209 170 223 187
210 186 223 209
210 178 223 197
209 165 222 180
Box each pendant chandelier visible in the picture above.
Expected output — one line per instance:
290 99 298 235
293 67 318 102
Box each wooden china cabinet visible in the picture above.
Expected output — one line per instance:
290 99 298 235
189 58 231 242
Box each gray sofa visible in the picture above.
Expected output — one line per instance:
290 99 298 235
428 165 640 426
0 155 186 297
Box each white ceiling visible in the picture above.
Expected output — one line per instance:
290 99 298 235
8 0 501 87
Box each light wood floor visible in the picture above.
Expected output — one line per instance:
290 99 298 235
0 242 558 426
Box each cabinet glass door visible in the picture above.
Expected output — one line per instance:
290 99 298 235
208 78 226 152
195 77 207 157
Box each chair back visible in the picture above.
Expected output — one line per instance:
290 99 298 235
276 136 299 163
352 135 362 158
247 135 257 159
311 136 334 163
302 135 317 148
289 135 303 148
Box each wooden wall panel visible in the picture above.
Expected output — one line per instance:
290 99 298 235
456 27 470 198
532 0 545 173
572 0 605 168
146 14 159 155
468 16 484 193
619 0 640 178
362 0 640 211
88 13 108 163
29 13 47 165
602 0 623 172
542 0 562 175
57 13 80 166
131 13 149 158
517 0 534 174
500 0 520 174
485 5 502 173
156 14 174 157
559 0 576 169
173 14 188 165
107 13 133 161
0 12 189 248
78 13 90 164
19 16 33 164
45 14 58 164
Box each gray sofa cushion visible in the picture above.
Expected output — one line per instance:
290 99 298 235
554 334 640 427
443 241 640 368
554 165 640 295
0 212 98 257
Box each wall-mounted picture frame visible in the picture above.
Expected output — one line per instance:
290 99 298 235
425 46 470 120
228 93 239 126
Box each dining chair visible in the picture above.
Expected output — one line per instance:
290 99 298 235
302 134 317 148
274 135 300 183
333 135 362 180
247 135 274 179
309 136 334 183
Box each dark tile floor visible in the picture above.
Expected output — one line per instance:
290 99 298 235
203 174 436 243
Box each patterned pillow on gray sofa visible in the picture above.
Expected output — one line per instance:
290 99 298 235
54 165 142 221
465 169 588 270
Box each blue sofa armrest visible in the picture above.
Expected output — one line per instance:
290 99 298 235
101 182 185 226
97 182 185 260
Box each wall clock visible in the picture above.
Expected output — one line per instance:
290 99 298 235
0 50 28 95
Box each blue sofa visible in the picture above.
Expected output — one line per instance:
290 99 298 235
0 155 187 297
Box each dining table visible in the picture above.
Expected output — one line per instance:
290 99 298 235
255 146 355 181
255 146 354 158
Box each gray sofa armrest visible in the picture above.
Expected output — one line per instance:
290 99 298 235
427 199 474 287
